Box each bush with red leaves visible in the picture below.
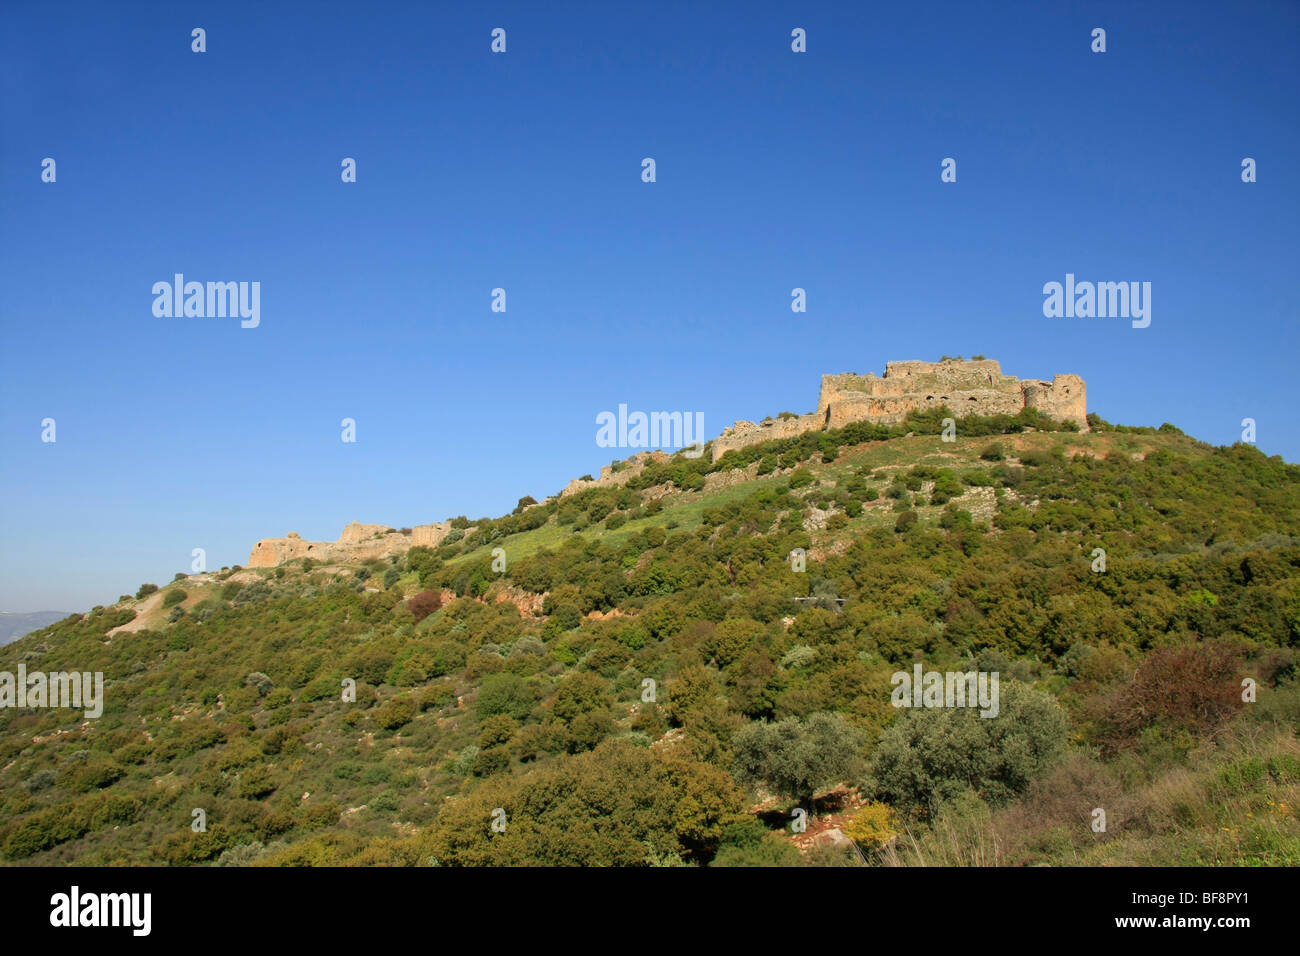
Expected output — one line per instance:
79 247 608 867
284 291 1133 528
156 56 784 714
408 590 443 623
1105 640 1245 749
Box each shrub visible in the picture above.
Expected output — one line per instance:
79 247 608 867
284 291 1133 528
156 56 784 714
408 590 443 623
843 802 900 849
233 581 271 605
867 682 1069 818
1103 641 1245 750
711 832 804 867
788 469 815 490
894 511 918 533
707 618 765 668
780 645 816 669
136 583 159 599
476 673 535 720
244 672 274 697
162 589 187 608
374 696 415 731
509 636 546 658
428 740 741 865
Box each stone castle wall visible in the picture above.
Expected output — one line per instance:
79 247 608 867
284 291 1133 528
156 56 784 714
559 450 671 498
712 358 1086 462
248 520 451 568
245 359 1087 565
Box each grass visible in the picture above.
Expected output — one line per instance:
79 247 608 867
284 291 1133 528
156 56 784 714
446 429 1181 570
875 723 1300 867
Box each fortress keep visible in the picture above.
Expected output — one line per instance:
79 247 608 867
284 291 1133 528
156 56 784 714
711 358 1086 462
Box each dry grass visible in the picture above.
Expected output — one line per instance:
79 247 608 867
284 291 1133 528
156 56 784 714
874 724 1300 867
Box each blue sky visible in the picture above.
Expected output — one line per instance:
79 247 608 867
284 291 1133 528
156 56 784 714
1 1 1297 612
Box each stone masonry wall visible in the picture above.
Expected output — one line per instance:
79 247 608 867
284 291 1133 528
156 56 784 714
248 520 451 568
245 359 1086 565
712 358 1086 462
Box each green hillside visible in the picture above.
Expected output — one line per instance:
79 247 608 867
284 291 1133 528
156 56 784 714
2 407 1298 866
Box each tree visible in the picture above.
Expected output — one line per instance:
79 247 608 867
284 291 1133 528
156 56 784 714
866 681 1068 818
731 712 865 809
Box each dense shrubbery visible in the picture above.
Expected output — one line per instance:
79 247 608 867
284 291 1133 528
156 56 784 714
1 422 1298 866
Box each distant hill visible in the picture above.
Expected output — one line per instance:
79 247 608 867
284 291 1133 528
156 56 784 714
0 611 71 646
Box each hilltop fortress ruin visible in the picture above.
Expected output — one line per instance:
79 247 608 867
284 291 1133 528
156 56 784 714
248 521 451 569
244 358 1086 567
711 358 1086 462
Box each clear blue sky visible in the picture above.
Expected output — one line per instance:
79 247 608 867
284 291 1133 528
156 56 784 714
2 1 1297 612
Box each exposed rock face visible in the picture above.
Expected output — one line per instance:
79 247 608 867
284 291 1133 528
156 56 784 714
712 358 1086 462
248 521 451 568
703 460 762 491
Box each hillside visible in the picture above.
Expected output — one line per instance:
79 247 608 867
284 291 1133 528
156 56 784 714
2 404 1298 867
0 612 69 647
